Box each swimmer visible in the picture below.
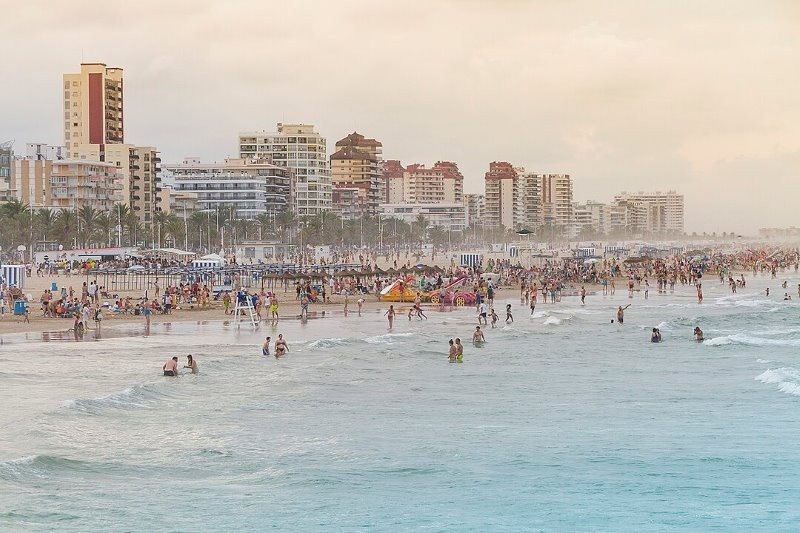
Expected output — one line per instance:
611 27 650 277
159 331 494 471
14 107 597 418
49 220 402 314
505 303 514 324
262 336 271 356
455 338 464 363
490 308 498 328
385 305 395 329
162 356 179 376
184 354 198 374
472 326 485 343
617 304 630 324
693 327 704 342
651 328 662 343
448 339 457 362
274 334 288 357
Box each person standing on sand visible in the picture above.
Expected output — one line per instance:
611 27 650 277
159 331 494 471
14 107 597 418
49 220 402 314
385 305 395 329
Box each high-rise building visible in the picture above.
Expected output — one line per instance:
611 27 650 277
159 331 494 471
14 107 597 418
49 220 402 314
63 63 124 157
400 162 463 204
78 144 163 224
330 132 383 218
540 174 573 229
613 191 684 233
516 170 542 231
0 141 12 202
483 161 517 229
383 160 406 204
463 194 485 227
239 123 331 216
162 158 292 220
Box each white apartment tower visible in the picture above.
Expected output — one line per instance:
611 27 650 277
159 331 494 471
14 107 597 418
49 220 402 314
239 123 331 216
613 191 684 233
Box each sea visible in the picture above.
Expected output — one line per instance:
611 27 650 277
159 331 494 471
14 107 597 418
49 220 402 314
2 274 800 531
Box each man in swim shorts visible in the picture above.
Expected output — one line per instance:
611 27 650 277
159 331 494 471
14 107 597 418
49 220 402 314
163 356 178 376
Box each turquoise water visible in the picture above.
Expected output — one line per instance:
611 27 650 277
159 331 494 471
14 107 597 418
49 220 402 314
2 275 800 531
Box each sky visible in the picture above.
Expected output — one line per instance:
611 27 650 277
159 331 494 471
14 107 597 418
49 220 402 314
2 0 799 234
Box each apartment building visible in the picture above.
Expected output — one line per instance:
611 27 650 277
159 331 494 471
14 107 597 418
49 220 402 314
63 63 124 157
540 174 573 229
384 160 406 204
49 160 124 211
398 161 463 204
379 203 466 232
463 193 485 227
613 191 684 233
330 132 383 218
239 123 330 216
162 158 292 219
78 144 163 223
483 161 517 228
0 141 12 202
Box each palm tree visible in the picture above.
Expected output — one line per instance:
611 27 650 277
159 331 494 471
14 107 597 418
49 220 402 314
77 205 102 247
153 211 171 248
34 209 58 245
56 210 78 247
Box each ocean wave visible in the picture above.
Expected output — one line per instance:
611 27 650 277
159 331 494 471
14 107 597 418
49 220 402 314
364 332 414 344
706 334 800 347
63 383 170 413
756 367 800 396
307 338 349 349
0 454 93 482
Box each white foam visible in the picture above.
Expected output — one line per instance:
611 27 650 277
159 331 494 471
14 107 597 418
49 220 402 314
364 332 414 344
307 338 348 349
756 367 800 396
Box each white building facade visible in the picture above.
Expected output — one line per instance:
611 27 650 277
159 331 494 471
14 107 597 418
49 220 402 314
379 203 467 232
239 123 331 217
162 158 292 219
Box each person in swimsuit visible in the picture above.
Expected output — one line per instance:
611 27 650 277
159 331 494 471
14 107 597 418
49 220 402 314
163 356 178 376
385 305 395 329
184 354 198 374
262 336 271 356
448 339 457 362
617 304 630 324
650 328 662 343
455 338 464 363
472 326 485 343
274 334 288 357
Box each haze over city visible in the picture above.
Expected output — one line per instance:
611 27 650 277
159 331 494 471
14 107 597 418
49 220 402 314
3 0 799 234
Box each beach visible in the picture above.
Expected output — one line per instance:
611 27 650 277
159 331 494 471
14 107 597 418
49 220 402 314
3 268 800 530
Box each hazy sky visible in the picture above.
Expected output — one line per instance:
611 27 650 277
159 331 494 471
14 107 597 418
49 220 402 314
3 0 799 234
